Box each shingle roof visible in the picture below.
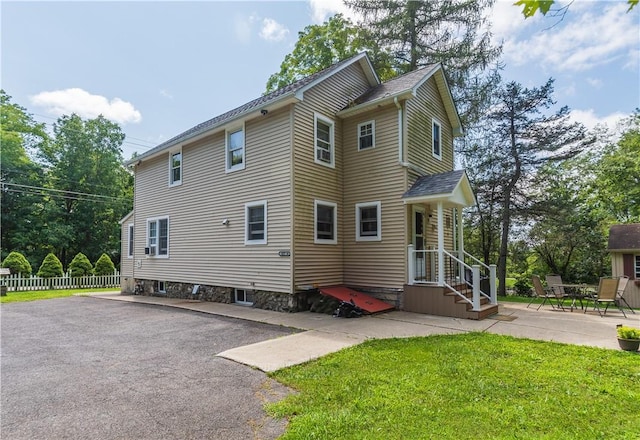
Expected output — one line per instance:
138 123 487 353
129 53 370 165
352 64 439 106
402 170 466 199
608 224 640 250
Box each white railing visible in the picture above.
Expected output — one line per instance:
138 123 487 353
1 271 121 291
407 245 497 311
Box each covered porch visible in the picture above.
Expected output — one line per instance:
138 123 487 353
402 170 498 319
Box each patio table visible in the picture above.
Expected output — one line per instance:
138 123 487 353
554 284 597 311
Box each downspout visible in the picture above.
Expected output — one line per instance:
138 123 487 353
394 97 403 163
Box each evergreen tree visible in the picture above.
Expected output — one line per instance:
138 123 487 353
1 251 32 276
37 253 64 278
94 253 115 276
68 252 93 277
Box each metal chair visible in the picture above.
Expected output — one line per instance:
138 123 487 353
585 277 626 318
616 276 636 314
529 275 562 310
545 274 571 309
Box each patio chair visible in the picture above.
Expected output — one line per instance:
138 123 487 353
545 274 571 309
584 277 626 318
529 275 562 310
616 276 636 314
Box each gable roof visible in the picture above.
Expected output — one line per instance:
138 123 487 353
608 223 640 251
337 63 463 136
402 170 475 208
127 52 378 166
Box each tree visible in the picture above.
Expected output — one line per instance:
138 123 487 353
37 253 64 278
0 90 49 264
344 0 502 125
265 14 394 93
38 114 133 266
471 79 588 295
68 252 93 277
94 253 115 276
1 251 32 276
515 0 637 18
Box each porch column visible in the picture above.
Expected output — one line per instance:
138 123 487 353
437 201 444 286
457 206 465 282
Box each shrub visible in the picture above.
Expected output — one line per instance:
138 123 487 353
68 252 93 277
514 274 532 296
94 253 115 276
617 326 640 340
37 253 64 278
1 251 32 276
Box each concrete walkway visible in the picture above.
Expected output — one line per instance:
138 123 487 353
90 293 639 372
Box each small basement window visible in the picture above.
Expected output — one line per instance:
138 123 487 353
235 288 254 305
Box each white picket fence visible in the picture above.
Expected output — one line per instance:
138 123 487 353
1 271 121 291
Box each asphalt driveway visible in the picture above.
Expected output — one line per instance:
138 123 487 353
1 296 298 440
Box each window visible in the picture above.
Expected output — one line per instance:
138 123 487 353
432 119 442 160
226 126 245 172
147 217 169 257
245 201 267 245
235 289 254 305
156 281 167 293
314 113 334 167
636 255 640 279
170 151 182 185
127 224 134 258
314 200 337 244
356 201 381 241
358 121 375 150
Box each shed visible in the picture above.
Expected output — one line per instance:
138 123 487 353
608 223 640 308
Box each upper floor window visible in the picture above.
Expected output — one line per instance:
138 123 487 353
147 217 169 257
358 121 375 150
314 113 334 168
356 201 381 241
314 200 337 244
127 224 134 258
432 119 442 160
170 151 182 186
226 126 245 172
245 200 267 245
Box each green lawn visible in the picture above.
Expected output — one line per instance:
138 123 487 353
0 288 119 303
268 333 640 439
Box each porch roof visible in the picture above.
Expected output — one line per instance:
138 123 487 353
402 170 476 208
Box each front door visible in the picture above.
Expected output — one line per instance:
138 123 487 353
412 206 426 280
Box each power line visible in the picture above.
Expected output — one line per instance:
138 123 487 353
3 188 128 204
2 182 127 201
1 167 130 192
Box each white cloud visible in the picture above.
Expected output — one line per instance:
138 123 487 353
30 88 141 124
159 89 173 99
586 78 602 88
570 109 628 131
308 0 359 24
496 2 639 72
234 13 258 44
259 18 289 42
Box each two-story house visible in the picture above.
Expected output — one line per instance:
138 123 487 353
120 52 497 319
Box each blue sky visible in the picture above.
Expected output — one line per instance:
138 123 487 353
2 1 639 159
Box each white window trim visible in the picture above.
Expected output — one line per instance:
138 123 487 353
314 113 335 168
234 288 254 306
357 120 376 151
432 118 442 160
127 223 134 258
356 201 382 242
146 216 169 258
169 149 182 187
314 200 338 245
225 124 246 173
245 200 267 245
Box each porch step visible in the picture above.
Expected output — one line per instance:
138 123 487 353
468 303 499 320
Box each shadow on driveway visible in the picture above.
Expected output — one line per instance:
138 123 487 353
1 297 299 440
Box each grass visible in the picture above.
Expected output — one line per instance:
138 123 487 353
268 333 640 439
1 287 118 303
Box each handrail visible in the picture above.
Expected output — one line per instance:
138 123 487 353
463 250 490 271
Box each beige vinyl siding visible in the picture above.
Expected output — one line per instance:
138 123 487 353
343 106 407 289
406 76 454 173
120 220 134 278
132 106 293 293
292 62 372 289
611 252 640 308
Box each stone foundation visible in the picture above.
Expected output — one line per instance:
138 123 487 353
127 279 314 312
